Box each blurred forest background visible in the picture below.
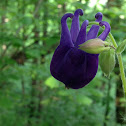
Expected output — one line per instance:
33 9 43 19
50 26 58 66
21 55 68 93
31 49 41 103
0 0 126 126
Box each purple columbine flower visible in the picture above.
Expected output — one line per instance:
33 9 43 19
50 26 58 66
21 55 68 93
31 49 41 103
50 9 110 89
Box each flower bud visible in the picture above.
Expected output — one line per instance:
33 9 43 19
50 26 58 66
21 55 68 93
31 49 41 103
79 38 111 54
99 48 116 76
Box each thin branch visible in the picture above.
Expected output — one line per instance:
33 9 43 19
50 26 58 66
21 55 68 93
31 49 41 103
33 0 43 17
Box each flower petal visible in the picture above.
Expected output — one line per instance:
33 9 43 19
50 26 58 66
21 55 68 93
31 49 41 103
60 13 74 47
50 45 71 82
95 12 103 22
50 46 98 89
75 20 89 47
70 9 83 44
87 12 103 40
98 21 111 41
61 48 98 89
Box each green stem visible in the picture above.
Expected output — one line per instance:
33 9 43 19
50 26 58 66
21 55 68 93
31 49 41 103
89 21 126 97
117 54 126 97
88 22 99 26
108 33 118 48
108 34 126 97
89 22 117 47
89 22 118 48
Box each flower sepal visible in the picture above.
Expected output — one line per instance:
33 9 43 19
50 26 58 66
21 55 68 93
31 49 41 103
79 38 111 54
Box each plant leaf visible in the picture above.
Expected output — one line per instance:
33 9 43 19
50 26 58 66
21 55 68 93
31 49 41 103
116 39 126 54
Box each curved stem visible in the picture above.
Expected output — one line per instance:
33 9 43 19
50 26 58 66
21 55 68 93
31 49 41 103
89 22 118 47
88 21 99 25
117 54 126 97
108 32 126 97
89 21 126 97
108 34 126 97
108 33 118 48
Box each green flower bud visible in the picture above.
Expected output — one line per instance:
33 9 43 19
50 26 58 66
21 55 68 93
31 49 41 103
99 48 116 76
79 38 111 54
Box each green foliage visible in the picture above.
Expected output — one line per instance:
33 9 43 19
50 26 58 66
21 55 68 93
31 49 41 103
45 76 60 89
116 39 126 54
0 0 126 126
